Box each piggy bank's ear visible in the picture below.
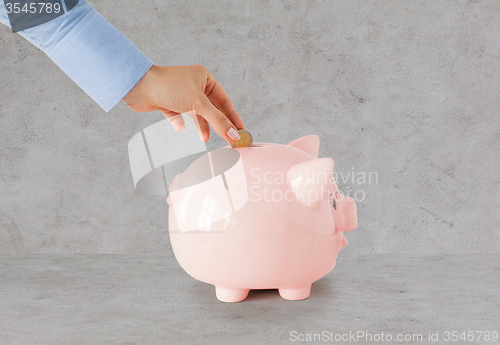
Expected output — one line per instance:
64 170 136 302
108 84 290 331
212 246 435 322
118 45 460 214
287 157 334 209
288 135 320 158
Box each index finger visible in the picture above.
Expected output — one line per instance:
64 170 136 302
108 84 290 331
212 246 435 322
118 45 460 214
205 76 245 130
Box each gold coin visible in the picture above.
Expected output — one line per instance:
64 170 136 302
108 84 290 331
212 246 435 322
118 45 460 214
230 129 254 148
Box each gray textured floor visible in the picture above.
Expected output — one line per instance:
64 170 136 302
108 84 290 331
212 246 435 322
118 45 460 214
1 254 498 344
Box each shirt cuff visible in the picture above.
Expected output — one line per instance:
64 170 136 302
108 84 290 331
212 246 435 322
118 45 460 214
46 7 153 112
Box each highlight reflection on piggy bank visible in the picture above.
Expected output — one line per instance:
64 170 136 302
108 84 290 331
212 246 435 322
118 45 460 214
166 135 357 302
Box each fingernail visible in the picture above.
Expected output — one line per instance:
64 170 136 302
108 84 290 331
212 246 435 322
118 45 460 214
199 131 205 142
170 115 185 132
227 127 240 141
174 122 185 132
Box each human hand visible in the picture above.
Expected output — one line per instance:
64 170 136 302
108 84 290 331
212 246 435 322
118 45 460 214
123 64 244 143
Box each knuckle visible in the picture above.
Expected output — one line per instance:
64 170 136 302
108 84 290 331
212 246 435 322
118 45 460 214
216 115 229 128
193 64 206 72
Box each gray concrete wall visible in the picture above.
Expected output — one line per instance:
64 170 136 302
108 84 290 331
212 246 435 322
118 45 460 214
1 0 499 254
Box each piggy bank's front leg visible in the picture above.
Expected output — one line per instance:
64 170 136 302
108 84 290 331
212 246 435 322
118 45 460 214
215 287 250 303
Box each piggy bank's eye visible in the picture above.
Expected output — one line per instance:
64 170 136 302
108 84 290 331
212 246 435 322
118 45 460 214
328 193 336 210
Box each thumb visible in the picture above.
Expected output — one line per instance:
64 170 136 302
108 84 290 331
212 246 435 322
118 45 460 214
195 96 241 144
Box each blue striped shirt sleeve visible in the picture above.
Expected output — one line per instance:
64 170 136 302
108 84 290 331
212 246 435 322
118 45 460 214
0 0 153 112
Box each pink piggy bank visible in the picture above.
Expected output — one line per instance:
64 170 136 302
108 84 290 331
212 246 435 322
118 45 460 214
166 135 357 302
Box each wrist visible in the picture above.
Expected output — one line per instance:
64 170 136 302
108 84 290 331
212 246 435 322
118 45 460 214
123 64 157 105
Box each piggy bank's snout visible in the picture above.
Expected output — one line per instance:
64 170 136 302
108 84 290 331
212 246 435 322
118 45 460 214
337 195 358 232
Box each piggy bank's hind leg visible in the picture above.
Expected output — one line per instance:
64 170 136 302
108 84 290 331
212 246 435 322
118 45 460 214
278 285 311 301
215 287 250 303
